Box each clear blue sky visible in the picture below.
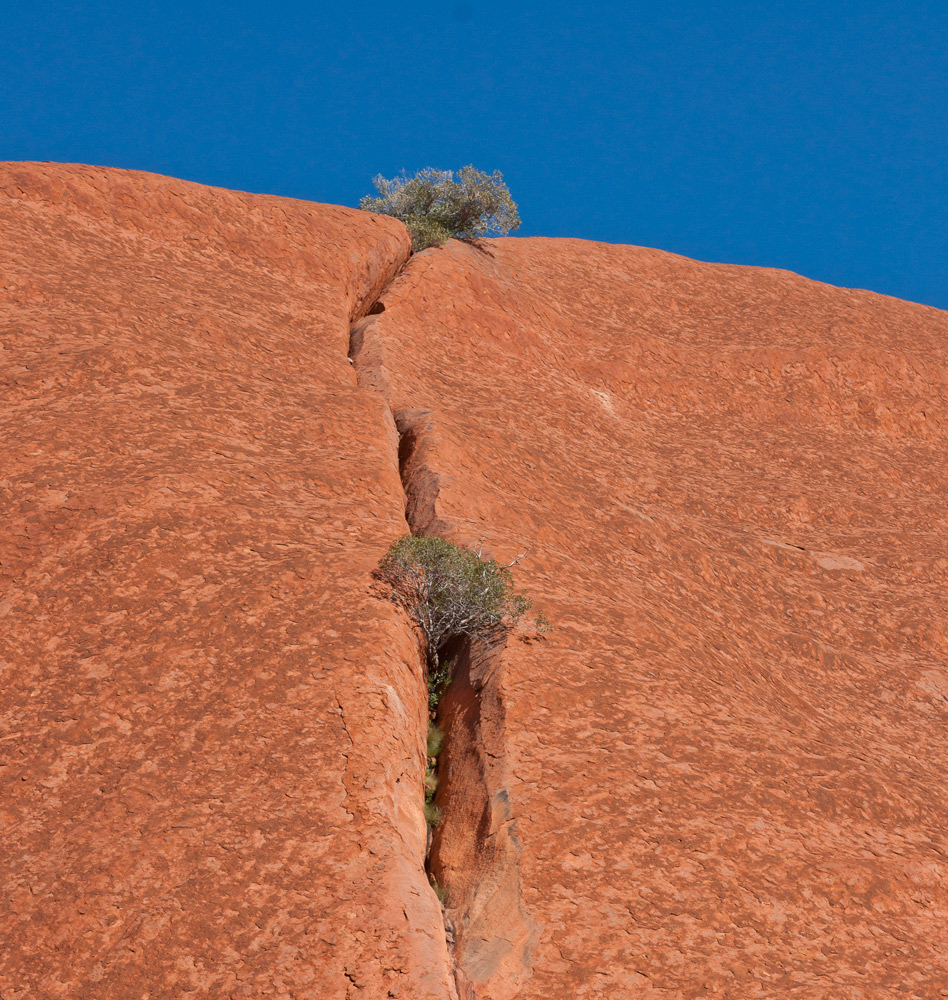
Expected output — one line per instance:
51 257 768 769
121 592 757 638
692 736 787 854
3 1 946 309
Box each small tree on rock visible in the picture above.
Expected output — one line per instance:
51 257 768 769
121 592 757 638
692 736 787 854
377 535 535 677
359 166 521 251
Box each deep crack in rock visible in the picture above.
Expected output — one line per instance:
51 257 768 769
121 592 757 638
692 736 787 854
349 272 537 999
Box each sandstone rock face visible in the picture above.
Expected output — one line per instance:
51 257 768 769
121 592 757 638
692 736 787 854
359 239 948 998
4 165 948 999
0 164 454 999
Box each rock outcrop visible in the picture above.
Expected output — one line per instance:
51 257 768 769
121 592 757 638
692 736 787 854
354 237 948 998
3 164 947 998
0 164 453 999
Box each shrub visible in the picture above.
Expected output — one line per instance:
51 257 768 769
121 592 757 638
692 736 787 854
359 166 521 251
426 723 444 759
377 535 534 675
423 801 443 828
429 876 447 903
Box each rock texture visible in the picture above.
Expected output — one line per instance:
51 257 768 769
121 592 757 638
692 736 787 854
359 238 948 998
4 164 948 998
0 164 454 999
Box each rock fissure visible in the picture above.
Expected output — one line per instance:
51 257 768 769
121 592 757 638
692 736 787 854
348 276 470 994
333 694 354 804
349 263 538 1000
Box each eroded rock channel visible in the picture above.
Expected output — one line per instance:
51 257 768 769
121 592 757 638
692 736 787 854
349 277 538 1000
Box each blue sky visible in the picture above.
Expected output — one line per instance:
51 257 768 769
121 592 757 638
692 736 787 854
3 1 946 308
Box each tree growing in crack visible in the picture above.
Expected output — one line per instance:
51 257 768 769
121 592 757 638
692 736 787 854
358 166 521 251
377 535 547 832
377 534 540 682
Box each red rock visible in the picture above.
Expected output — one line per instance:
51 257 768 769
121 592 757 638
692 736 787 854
0 164 454 999
359 238 948 998
4 164 948 999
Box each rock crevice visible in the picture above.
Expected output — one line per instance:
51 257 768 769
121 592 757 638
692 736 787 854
350 269 538 1000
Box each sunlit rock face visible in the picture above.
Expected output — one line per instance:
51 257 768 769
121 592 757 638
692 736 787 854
360 235 948 999
3 163 948 999
0 163 454 1000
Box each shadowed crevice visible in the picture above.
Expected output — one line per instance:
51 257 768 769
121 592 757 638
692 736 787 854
349 274 537 1000
393 408 451 538
428 643 540 1000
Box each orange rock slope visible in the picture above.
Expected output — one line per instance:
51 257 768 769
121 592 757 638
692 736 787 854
4 164 948 998
0 164 451 999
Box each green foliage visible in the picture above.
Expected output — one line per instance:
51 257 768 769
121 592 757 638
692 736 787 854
403 215 454 252
426 723 444 759
359 166 521 251
425 724 442 807
428 657 454 713
423 801 443 828
377 535 534 674
429 876 447 903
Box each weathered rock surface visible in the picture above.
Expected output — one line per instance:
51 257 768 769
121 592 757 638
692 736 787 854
0 164 453 999
361 238 948 998
4 164 948 998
